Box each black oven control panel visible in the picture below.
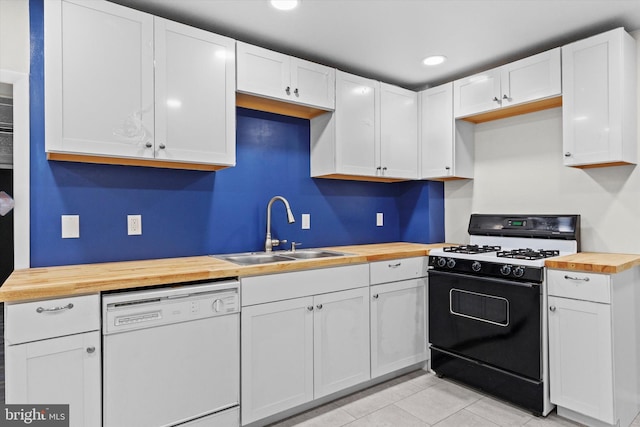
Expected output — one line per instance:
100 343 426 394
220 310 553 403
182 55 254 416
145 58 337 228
429 256 543 284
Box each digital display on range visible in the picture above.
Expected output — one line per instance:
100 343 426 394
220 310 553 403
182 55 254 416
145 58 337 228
509 220 526 227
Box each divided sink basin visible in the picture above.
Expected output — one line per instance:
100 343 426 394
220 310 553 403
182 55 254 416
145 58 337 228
215 249 348 266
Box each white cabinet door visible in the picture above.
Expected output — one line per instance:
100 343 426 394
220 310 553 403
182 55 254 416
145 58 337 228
548 296 615 424
335 71 379 177
291 58 335 110
6 331 102 427
501 48 561 108
236 42 290 102
154 18 235 166
562 28 637 167
371 278 427 378
313 287 370 398
241 297 314 424
380 83 418 179
45 0 154 157
453 68 501 118
420 83 474 180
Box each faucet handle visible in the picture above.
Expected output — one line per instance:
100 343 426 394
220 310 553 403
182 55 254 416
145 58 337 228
291 242 302 252
271 238 286 248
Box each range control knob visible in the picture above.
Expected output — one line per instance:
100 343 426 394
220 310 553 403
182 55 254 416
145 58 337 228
446 258 456 269
436 257 447 268
500 264 512 276
513 266 525 278
471 261 481 272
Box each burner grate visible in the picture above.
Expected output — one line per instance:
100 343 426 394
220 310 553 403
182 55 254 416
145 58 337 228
443 245 501 254
496 249 560 260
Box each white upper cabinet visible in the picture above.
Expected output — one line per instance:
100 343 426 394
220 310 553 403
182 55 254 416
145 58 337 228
154 18 236 166
45 0 236 170
311 71 418 182
236 42 335 110
45 0 155 159
380 83 419 180
453 68 502 118
454 48 561 119
419 82 474 180
562 28 637 168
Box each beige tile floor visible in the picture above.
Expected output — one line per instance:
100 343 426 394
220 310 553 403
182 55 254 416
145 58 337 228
270 370 640 427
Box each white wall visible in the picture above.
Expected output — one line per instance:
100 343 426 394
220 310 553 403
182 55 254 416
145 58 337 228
0 0 30 73
445 30 640 254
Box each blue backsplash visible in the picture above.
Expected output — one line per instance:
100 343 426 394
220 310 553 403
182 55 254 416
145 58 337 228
28 0 444 267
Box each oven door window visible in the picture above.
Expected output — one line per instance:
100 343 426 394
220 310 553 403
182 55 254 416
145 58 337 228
450 289 508 327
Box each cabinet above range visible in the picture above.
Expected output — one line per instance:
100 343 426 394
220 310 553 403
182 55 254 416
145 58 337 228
453 47 562 123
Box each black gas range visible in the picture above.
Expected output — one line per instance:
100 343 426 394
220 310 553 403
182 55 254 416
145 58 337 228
428 214 580 416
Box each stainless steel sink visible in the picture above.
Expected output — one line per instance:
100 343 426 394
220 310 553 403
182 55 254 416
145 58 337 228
280 250 347 259
215 249 348 265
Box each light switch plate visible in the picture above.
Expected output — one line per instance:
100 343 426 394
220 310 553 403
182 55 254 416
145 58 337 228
301 214 310 230
376 212 383 227
61 215 80 238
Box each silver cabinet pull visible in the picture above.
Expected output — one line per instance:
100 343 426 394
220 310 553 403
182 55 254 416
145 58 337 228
145 142 152 148
36 303 74 313
316 304 323 310
502 94 511 101
564 275 590 282
564 152 572 157
492 96 500 103
294 88 299 96
382 166 387 175
159 143 166 149
549 306 556 312
307 305 314 311
86 346 96 354
388 262 401 268
372 294 379 299
285 86 291 95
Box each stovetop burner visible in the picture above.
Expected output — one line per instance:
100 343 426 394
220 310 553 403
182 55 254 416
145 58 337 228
443 245 501 254
496 249 560 260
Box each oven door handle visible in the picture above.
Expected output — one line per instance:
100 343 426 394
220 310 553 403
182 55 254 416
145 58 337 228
429 270 541 288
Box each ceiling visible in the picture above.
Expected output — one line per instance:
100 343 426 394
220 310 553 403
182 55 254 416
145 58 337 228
109 0 640 90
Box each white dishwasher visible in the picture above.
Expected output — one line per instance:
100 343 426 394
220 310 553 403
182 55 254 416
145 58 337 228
102 280 240 427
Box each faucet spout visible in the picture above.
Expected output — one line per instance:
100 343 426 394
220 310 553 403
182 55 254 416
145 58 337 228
265 196 295 252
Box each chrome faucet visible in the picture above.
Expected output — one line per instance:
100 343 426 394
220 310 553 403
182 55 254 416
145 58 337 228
265 196 295 252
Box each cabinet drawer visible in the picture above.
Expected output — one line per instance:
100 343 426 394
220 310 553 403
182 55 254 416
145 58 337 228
5 294 100 344
370 257 428 285
547 270 610 303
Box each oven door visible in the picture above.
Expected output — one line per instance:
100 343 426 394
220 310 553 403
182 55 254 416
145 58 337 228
429 270 541 380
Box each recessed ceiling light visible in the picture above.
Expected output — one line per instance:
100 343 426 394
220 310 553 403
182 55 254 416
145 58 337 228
423 55 447 66
270 0 299 11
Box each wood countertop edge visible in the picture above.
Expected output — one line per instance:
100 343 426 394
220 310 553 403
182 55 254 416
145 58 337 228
0 243 446 303
545 253 640 274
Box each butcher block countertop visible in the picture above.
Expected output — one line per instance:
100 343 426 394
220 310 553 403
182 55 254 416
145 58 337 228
0 242 449 303
545 252 640 274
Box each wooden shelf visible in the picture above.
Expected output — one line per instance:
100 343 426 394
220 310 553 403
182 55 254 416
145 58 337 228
460 96 562 124
47 152 231 172
236 93 331 119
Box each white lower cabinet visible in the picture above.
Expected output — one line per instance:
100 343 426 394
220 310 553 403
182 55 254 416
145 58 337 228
4 294 101 427
548 268 640 427
240 265 370 425
241 287 370 425
370 278 427 378
369 257 429 378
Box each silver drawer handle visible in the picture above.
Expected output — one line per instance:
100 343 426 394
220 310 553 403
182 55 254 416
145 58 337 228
36 303 74 313
549 306 556 312
564 275 590 282
86 346 96 354
372 294 379 299
388 262 401 268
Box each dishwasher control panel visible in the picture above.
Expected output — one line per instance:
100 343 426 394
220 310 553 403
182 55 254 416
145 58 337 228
103 280 239 334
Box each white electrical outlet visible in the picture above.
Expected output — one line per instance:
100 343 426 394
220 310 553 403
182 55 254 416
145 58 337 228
376 212 384 227
301 214 311 230
128 215 142 235
61 215 80 238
